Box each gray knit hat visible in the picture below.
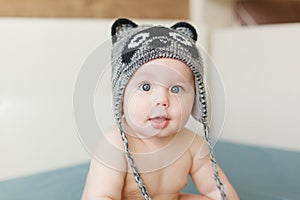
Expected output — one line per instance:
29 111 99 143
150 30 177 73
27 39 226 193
111 18 206 123
111 18 226 200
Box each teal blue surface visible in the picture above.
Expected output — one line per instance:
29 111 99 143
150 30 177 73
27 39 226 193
0 163 89 200
215 142 300 200
0 141 299 200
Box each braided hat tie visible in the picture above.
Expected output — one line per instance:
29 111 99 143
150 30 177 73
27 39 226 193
111 18 227 200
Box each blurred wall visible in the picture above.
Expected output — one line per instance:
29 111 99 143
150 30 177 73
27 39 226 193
210 23 300 151
190 0 300 152
0 18 107 181
190 0 236 29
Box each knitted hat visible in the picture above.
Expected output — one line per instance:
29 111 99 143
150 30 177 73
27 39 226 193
110 18 226 200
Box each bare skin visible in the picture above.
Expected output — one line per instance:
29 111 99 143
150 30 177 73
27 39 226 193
81 126 239 200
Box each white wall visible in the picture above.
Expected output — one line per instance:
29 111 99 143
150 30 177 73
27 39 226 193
190 0 236 29
0 18 208 181
210 23 300 151
0 18 107 181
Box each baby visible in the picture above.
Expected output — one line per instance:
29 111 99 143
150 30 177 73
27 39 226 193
81 18 239 200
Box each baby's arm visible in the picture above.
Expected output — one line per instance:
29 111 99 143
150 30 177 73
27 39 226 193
81 126 127 200
189 137 239 200
81 158 126 200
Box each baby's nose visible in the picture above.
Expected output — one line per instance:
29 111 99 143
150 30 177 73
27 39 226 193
153 88 169 107
155 100 168 107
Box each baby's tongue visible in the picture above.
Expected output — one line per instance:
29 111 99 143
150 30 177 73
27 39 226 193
150 117 169 129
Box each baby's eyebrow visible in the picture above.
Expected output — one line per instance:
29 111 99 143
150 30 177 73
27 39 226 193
168 74 194 86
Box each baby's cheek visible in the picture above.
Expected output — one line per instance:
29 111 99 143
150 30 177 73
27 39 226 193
169 100 184 119
172 96 193 119
125 95 149 119
174 94 193 109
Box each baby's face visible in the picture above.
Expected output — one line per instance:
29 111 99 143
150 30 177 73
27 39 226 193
123 58 195 138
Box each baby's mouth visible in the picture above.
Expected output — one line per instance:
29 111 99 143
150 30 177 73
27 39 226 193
149 116 170 129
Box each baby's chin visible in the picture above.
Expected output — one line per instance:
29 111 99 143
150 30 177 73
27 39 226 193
132 123 184 140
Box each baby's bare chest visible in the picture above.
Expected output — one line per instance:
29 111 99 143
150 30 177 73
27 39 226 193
122 152 191 199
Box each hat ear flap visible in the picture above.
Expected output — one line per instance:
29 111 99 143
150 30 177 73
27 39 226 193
170 22 198 42
111 18 138 43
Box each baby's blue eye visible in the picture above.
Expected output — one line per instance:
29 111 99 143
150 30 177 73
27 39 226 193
140 83 151 91
171 85 182 93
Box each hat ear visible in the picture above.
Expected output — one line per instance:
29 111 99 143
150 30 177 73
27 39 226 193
170 22 198 42
111 18 138 43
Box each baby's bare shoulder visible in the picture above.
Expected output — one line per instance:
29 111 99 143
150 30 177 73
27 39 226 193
103 124 124 149
181 128 207 156
181 128 210 172
91 125 128 172
81 125 127 200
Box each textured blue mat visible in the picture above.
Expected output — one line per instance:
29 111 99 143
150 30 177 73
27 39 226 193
0 163 89 200
214 142 300 200
1 141 299 200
